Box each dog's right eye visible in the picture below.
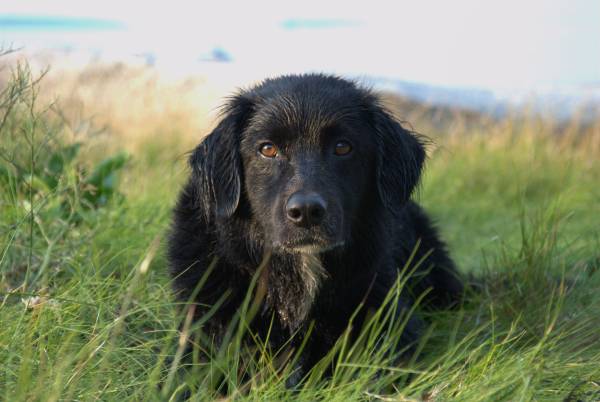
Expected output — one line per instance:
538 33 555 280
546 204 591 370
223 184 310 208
334 140 352 156
259 142 278 158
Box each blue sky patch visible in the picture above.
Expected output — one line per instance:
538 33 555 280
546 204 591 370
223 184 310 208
0 15 125 31
281 19 362 30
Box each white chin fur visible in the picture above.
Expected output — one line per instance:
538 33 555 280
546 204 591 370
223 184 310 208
274 242 342 326
293 241 345 254
295 253 327 323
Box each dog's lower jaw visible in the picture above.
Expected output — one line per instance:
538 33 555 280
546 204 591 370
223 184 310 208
276 241 345 255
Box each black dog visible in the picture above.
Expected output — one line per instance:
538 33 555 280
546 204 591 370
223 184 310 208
168 74 462 379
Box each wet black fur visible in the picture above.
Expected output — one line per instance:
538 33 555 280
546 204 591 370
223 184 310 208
168 74 463 378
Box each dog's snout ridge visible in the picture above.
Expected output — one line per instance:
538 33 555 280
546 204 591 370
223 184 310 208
285 192 327 227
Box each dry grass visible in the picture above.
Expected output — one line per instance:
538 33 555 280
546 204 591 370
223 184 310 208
1 52 228 152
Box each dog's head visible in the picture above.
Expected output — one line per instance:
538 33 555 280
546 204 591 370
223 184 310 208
190 74 425 254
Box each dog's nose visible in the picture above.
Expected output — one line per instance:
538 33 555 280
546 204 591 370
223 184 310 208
286 192 327 227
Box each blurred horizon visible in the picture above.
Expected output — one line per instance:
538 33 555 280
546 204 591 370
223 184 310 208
2 0 600 115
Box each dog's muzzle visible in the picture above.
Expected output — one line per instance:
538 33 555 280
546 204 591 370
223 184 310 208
285 192 327 228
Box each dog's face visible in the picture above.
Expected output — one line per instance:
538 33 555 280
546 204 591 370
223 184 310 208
190 75 425 254
239 102 377 253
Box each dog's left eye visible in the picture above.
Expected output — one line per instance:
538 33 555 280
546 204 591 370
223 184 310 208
259 142 278 158
334 141 352 156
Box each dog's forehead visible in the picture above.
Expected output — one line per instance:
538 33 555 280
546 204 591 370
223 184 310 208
247 85 368 141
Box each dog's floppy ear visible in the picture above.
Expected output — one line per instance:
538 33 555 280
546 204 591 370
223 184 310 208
190 95 253 219
371 106 426 211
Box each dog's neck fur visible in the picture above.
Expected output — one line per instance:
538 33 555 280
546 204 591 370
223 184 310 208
296 253 327 321
265 252 327 331
221 214 330 330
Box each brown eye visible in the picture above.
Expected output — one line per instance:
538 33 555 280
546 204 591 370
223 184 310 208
259 142 278 158
334 141 352 156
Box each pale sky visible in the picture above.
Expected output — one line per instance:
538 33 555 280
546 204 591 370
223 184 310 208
2 0 600 91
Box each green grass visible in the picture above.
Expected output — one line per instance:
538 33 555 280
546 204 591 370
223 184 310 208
1 62 600 401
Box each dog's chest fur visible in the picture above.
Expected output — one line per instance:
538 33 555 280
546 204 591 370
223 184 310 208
265 253 327 330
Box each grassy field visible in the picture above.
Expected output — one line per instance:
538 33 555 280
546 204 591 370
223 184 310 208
1 60 600 401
